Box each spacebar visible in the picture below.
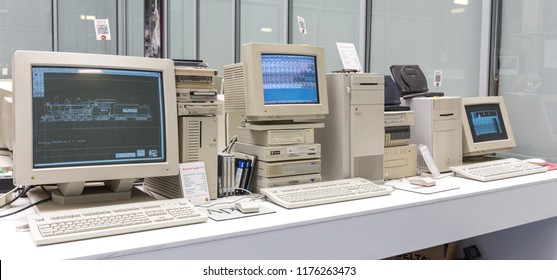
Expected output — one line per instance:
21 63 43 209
75 221 150 233
293 193 349 202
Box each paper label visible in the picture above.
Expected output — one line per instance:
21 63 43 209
336 42 362 72
94 19 111 41
179 162 210 205
433 70 442 87
297 16 307 35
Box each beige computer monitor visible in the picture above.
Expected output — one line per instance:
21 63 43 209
461 96 516 157
12 50 179 204
224 43 329 122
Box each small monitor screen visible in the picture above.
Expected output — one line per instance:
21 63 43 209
261 54 319 105
465 103 509 143
31 67 166 168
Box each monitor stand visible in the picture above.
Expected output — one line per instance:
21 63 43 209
27 180 155 213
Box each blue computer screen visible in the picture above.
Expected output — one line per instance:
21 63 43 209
465 103 509 143
31 67 166 168
261 54 319 105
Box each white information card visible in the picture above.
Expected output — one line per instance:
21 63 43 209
336 42 362 72
179 162 210 206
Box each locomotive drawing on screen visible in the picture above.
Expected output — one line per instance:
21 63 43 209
40 97 152 122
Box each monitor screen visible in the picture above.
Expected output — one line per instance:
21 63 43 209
261 54 319 105
464 103 509 143
223 43 328 122
461 96 516 157
13 51 179 199
31 67 166 168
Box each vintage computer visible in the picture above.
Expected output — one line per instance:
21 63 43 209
12 50 181 206
224 43 393 207
460 96 516 158
224 43 329 124
315 72 385 182
449 96 547 181
12 51 208 245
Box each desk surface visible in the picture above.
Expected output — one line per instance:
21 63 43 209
2 171 557 260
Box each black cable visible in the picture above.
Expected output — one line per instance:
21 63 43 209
0 195 51 218
0 186 26 209
0 185 51 218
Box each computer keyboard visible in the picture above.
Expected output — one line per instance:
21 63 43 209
449 158 548 182
260 177 394 209
27 198 208 246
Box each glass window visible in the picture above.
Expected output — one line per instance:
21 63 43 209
57 0 117 54
126 1 144 57
371 0 483 97
168 0 196 60
291 0 363 73
0 0 52 79
240 0 286 49
199 0 234 73
496 0 557 162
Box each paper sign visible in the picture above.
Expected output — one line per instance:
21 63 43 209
336 42 362 72
433 70 442 87
297 16 307 35
179 162 210 206
94 19 111 41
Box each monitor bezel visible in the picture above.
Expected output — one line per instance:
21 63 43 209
461 96 516 157
242 43 329 121
12 50 179 186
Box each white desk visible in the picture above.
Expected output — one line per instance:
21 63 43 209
2 171 557 260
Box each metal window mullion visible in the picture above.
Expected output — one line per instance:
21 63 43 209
52 0 58 51
234 0 241 63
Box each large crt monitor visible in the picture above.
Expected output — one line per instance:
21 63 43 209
12 51 179 204
461 96 516 157
223 43 328 122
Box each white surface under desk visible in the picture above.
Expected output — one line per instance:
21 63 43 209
2 171 557 260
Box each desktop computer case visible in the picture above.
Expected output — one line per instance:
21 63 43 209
179 116 219 199
401 97 462 172
143 116 219 200
315 73 384 182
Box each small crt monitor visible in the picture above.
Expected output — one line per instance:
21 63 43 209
224 43 329 122
461 96 516 157
12 50 179 204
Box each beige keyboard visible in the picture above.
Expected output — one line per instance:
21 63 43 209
260 177 394 209
27 198 208 246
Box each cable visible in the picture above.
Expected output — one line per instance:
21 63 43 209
197 190 264 208
0 186 22 209
0 187 51 218
0 186 30 209
221 135 238 153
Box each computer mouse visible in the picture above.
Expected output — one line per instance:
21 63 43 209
407 176 436 187
235 201 260 214
524 158 546 164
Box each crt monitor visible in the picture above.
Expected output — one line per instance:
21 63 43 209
12 50 179 204
461 96 516 157
223 43 329 122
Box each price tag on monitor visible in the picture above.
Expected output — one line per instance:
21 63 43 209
418 144 441 179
